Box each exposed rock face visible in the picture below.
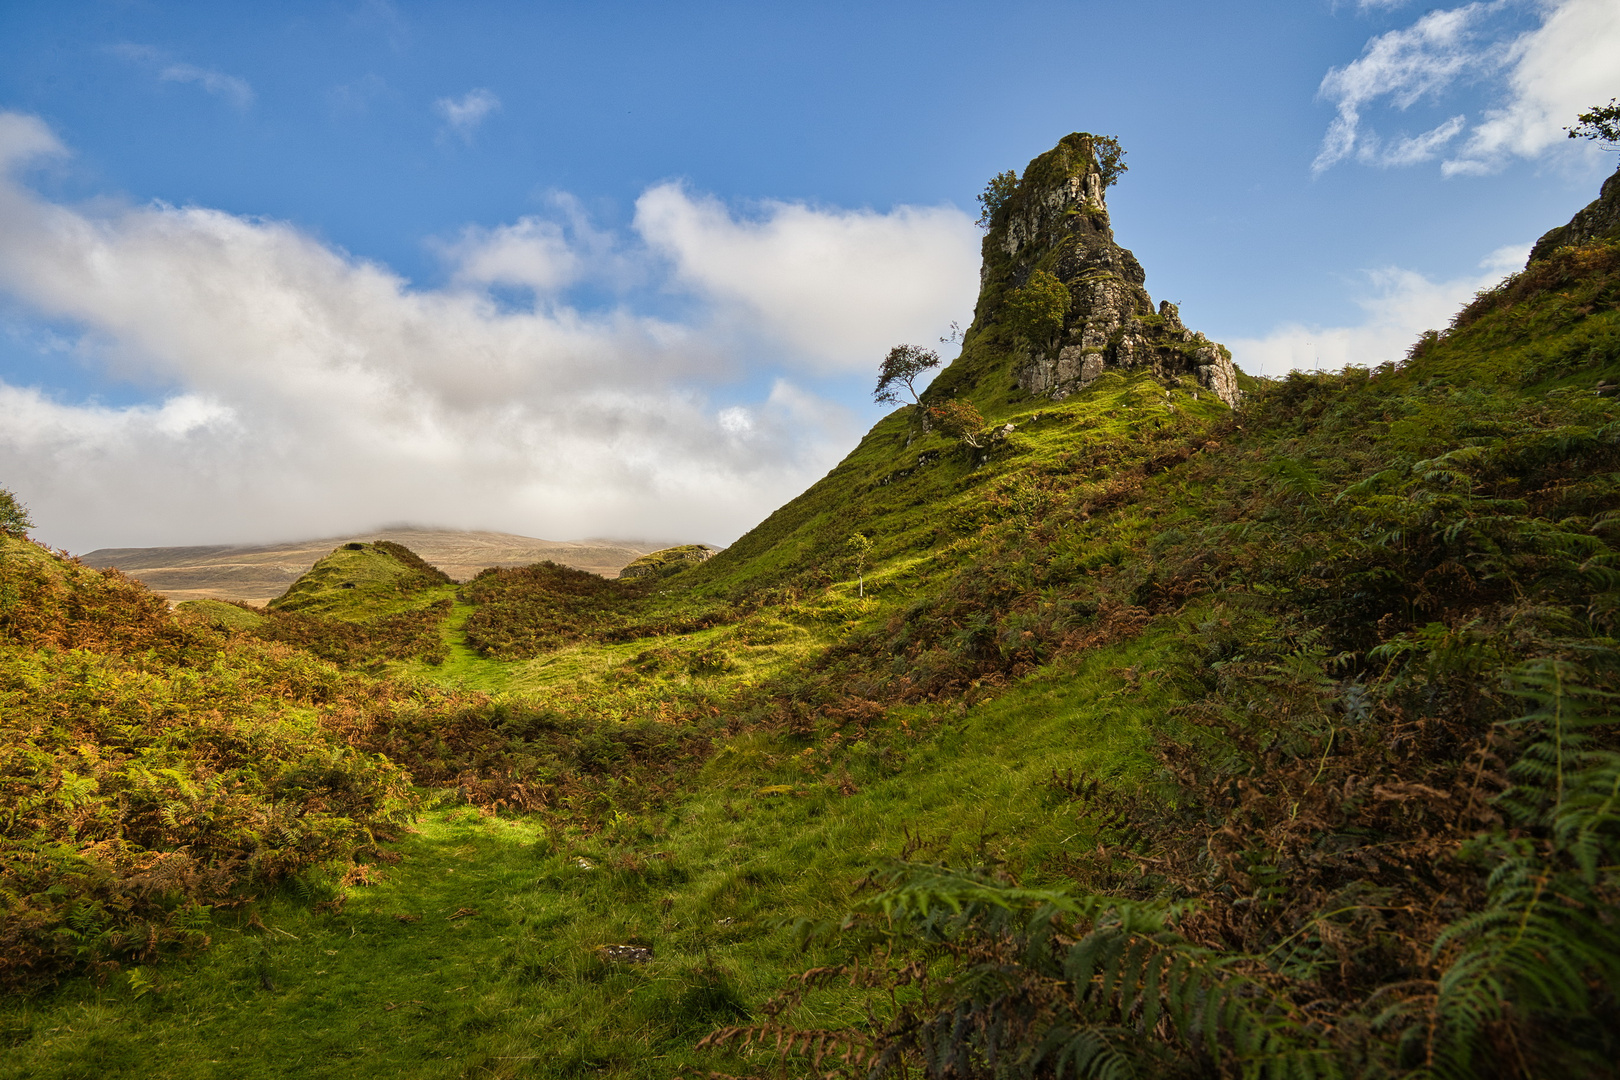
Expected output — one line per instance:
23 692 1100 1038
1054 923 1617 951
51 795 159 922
1528 159 1620 264
977 133 1240 406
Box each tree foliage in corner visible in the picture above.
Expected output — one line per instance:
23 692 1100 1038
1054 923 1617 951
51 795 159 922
1567 97 1620 145
873 344 941 408
0 486 33 538
1004 269 1071 346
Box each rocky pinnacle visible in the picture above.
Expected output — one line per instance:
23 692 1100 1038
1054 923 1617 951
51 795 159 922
976 133 1241 406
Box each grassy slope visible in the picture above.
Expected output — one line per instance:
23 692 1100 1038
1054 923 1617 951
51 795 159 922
0 632 1171 1079
0 369 1207 1077
5 233 1618 1075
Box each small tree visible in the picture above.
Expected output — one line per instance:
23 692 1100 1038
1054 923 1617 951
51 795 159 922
1092 134 1128 189
0 487 33 538
1004 269 1071 346
927 399 988 449
847 532 873 599
976 170 1018 229
1567 98 1620 147
873 344 941 408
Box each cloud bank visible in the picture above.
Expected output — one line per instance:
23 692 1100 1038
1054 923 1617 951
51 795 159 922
1228 243 1529 376
0 113 979 552
1314 0 1620 175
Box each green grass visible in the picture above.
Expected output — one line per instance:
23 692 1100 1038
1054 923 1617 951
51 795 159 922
8 230 1618 1075
0 627 1173 1079
175 598 267 632
269 543 453 619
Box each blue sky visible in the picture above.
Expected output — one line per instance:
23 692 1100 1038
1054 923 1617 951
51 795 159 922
0 0 1616 551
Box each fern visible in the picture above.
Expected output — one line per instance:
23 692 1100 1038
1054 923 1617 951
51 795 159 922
1414 659 1620 1078
854 866 1339 1080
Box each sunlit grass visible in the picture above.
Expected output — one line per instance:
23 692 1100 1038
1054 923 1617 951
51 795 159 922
0 626 1174 1078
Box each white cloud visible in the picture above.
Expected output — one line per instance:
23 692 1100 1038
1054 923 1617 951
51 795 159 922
1316 0 1620 175
633 183 980 374
1313 3 1497 173
438 217 581 293
1381 114 1470 165
159 63 255 109
0 112 978 552
110 45 255 109
0 112 63 165
1445 0 1620 173
1227 243 1529 376
434 89 500 142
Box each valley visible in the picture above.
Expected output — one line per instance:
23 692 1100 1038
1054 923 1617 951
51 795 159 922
3 135 1619 1079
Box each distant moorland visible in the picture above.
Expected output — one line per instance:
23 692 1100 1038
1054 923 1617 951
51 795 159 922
79 528 664 605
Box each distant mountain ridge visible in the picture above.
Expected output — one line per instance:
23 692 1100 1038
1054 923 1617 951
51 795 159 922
79 527 663 605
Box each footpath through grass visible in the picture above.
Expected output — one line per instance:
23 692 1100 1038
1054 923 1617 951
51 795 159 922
0 628 1172 1079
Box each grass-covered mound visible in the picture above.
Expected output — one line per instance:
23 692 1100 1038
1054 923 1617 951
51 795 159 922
713 239 1620 1077
176 597 267 632
617 544 717 581
245 541 458 668
457 560 737 659
268 540 451 617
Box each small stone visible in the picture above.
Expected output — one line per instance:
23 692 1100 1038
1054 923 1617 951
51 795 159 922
597 944 653 964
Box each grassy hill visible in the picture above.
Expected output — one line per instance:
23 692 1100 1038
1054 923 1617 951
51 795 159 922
3 142 1618 1079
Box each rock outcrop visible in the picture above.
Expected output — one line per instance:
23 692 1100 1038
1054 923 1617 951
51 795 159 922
974 133 1240 406
1528 159 1620 264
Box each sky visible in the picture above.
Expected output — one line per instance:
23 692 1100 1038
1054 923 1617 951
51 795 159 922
0 0 1616 553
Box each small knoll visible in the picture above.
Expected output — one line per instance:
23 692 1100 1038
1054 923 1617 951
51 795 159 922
268 539 452 617
617 543 720 581
79 527 662 605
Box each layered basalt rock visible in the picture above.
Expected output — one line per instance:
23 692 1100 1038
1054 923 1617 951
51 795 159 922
976 133 1240 406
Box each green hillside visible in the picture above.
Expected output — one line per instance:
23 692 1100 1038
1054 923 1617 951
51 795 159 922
3 139 1619 1079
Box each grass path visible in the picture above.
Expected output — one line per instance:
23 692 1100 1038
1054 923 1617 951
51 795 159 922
2 627 1177 1078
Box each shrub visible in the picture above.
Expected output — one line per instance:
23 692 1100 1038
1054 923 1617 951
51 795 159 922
0 486 33 538
1004 269 1071 346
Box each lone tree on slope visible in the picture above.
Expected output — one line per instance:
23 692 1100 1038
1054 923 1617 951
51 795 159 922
847 532 873 598
927 399 989 448
873 344 941 408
